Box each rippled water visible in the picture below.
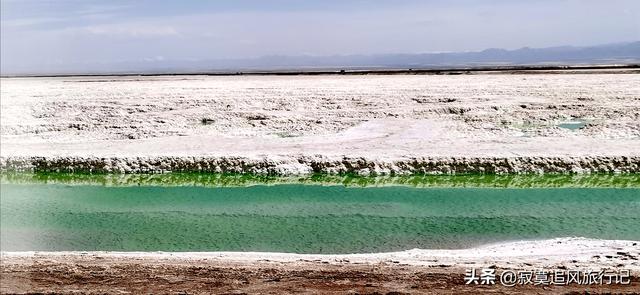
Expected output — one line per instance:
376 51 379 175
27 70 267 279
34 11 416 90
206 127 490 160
2 175 639 254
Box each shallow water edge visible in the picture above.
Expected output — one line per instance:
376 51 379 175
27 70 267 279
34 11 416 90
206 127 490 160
2 172 640 188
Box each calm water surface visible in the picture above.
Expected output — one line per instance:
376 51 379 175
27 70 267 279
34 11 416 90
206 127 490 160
2 178 639 254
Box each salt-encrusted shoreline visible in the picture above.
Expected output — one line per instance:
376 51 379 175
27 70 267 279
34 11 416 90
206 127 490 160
4 238 638 271
1 155 639 175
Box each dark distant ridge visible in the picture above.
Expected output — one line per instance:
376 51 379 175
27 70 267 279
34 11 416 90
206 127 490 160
2 41 639 76
242 41 640 69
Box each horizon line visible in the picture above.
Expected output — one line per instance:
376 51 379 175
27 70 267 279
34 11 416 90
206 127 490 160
2 64 639 79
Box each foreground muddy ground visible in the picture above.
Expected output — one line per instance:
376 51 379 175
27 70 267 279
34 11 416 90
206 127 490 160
2 239 639 294
2 255 639 294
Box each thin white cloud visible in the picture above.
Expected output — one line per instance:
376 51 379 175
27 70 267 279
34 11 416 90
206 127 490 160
74 4 130 16
1 16 69 27
83 24 179 37
0 1 127 29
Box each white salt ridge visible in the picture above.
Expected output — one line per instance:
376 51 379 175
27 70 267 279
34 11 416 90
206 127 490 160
1 155 639 175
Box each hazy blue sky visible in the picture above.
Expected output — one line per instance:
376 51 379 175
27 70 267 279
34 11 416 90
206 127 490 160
1 0 639 72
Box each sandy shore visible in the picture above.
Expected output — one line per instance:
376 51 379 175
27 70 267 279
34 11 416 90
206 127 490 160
2 71 639 174
2 238 639 294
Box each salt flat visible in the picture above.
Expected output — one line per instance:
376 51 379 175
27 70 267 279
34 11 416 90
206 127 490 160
1 72 639 174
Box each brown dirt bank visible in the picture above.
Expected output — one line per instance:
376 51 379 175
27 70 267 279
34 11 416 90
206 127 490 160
1 255 639 294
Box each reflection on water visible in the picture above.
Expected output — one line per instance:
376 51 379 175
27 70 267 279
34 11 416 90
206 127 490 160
1 174 639 253
2 172 639 188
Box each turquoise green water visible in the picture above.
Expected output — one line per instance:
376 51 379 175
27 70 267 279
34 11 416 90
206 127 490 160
558 121 587 130
1 181 639 253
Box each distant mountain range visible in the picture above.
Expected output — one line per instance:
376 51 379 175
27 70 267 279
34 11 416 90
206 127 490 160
214 41 640 70
4 41 639 75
